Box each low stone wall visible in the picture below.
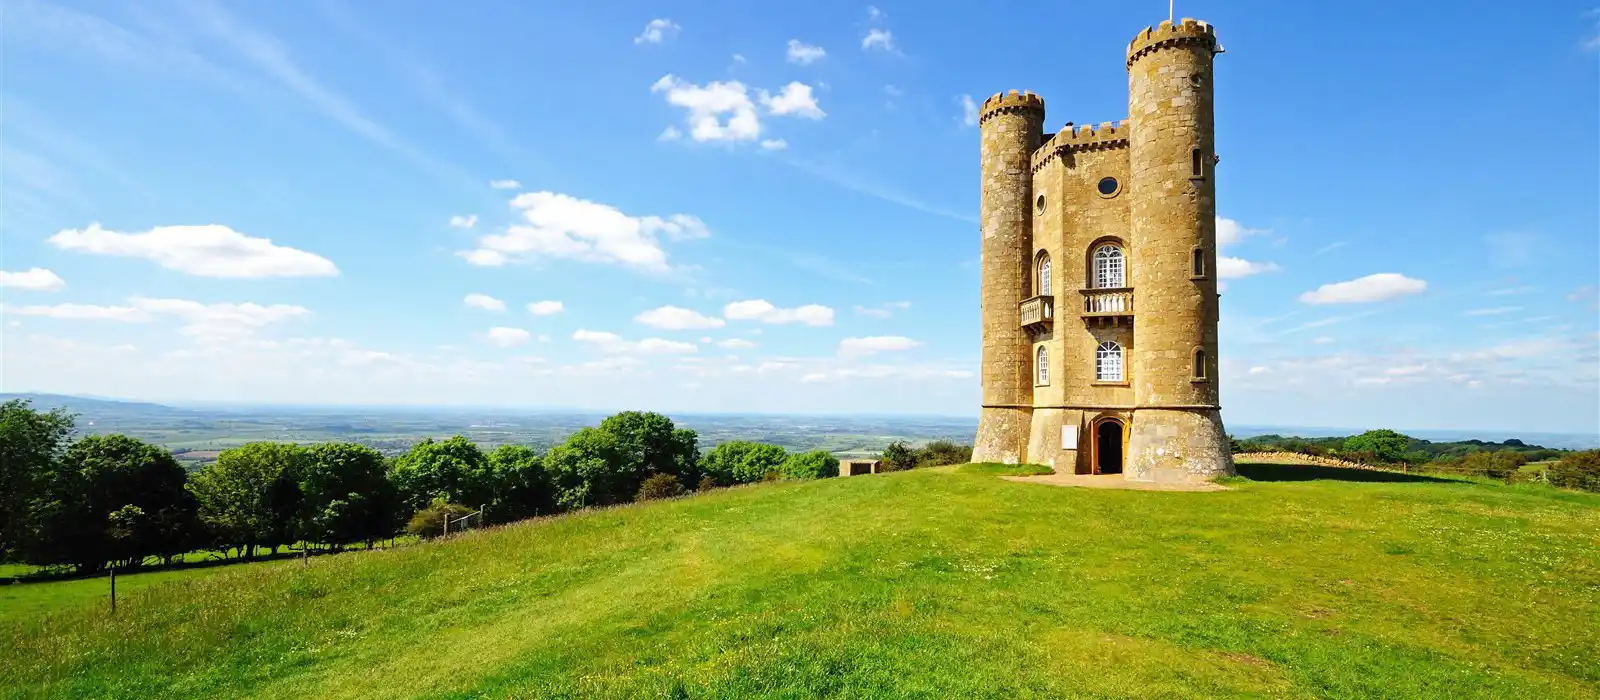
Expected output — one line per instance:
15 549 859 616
1231 451 1372 470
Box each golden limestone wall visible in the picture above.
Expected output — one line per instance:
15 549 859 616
1123 19 1233 482
973 91 1044 465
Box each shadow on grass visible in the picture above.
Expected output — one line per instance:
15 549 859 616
1236 463 1457 484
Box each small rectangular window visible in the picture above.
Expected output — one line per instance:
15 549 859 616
1194 350 1207 380
1191 148 1204 178
1191 247 1206 278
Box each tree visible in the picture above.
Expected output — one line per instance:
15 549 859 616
486 444 553 522
189 442 309 559
1342 429 1412 464
598 411 701 492
300 443 397 549
636 473 686 501
699 441 788 485
390 436 496 513
917 440 973 467
1548 450 1600 492
0 399 76 562
27 434 196 573
782 450 841 480
542 428 625 509
880 441 918 471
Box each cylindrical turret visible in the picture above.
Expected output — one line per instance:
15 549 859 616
1123 19 1234 481
972 90 1044 465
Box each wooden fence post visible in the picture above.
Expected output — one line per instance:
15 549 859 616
109 567 117 614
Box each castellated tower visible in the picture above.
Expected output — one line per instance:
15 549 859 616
971 18 1234 483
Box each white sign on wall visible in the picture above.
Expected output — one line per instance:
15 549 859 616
1061 425 1078 448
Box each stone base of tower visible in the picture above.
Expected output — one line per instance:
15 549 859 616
972 406 1033 465
1124 409 1234 484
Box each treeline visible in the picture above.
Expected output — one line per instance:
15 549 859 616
1233 428 1600 491
0 400 855 575
879 440 974 470
1231 430 1567 464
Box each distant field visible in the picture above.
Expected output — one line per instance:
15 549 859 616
4 463 1596 699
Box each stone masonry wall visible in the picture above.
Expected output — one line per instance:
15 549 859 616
973 91 1044 465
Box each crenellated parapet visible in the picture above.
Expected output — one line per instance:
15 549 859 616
978 90 1045 126
1126 18 1219 68
1031 120 1130 172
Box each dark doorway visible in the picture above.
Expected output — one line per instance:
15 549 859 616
1095 420 1124 475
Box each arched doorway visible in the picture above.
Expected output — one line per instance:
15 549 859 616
1093 418 1124 475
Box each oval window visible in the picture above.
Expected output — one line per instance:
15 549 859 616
1097 177 1119 197
1035 194 1045 212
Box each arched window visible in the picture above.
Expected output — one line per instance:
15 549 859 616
1096 341 1124 382
1093 244 1125 289
1193 348 1207 380
1037 254 1052 296
1036 345 1049 385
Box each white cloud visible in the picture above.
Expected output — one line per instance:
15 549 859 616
573 329 697 354
48 223 338 278
463 293 505 311
0 268 66 292
867 6 885 20
526 300 564 315
717 338 757 349
634 18 680 45
486 327 531 347
489 179 521 190
635 305 726 330
732 53 746 64
4 303 151 322
459 192 709 272
1247 366 1270 375
1311 336 1335 345
786 40 826 65
760 138 788 151
1215 217 1268 247
862 29 895 52
651 75 762 144
723 299 835 326
1386 365 1429 376
658 126 683 142
449 214 477 229
854 301 911 318
1488 286 1534 296
1217 256 1281 279
957 94 979 127
1465 306 1522 316
838 335 920 357
760 82 825 119
1299 273 1428 305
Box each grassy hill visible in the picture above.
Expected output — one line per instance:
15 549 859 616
3 464 1598 699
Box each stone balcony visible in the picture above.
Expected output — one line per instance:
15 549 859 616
1081 287 1134 326
1019 295 1053 330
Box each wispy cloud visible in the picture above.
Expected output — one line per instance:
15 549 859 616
783 156 976 224
1315 241 1349 255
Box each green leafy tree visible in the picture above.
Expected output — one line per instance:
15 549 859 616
1342 429 1413 464
390 436 496 513
301 443 397 549
598 411 701 491
28 434 196 574
543 427 625 509
699 441 789 485
880 441 918 472
0 399 76 562
782 450 841 480
486 444 553 521
189 442 309 559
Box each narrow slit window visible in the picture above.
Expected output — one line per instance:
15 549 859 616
1096 341 1123 382
1194 349 1207 379
1036 345 1049 385
1192 247 1206 278
1191 148 1205 178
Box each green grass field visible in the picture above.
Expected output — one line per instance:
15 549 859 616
3 463 1598 699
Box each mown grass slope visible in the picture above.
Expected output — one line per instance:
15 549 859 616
3 464 1598 699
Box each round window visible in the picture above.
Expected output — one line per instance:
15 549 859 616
1096 177 1119 197
1035 194 1045 212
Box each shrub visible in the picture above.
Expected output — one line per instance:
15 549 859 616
696 475 719 492
405 501 475 539
880 441 918 472
782 451 840 480
700 441 789 485
637 473 686 501
1342 429 1413 464
760 470 784 482
1548 450 1600 492
917 440 972 467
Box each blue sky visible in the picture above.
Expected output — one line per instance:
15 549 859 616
1 0 1597 435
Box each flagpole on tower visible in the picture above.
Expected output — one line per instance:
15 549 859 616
1168 0 1174 22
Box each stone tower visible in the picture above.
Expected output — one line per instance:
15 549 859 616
971 18 1235 483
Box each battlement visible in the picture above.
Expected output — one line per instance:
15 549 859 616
1126 18 1219 68
978 90 1045 125
1031 120 1129 172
